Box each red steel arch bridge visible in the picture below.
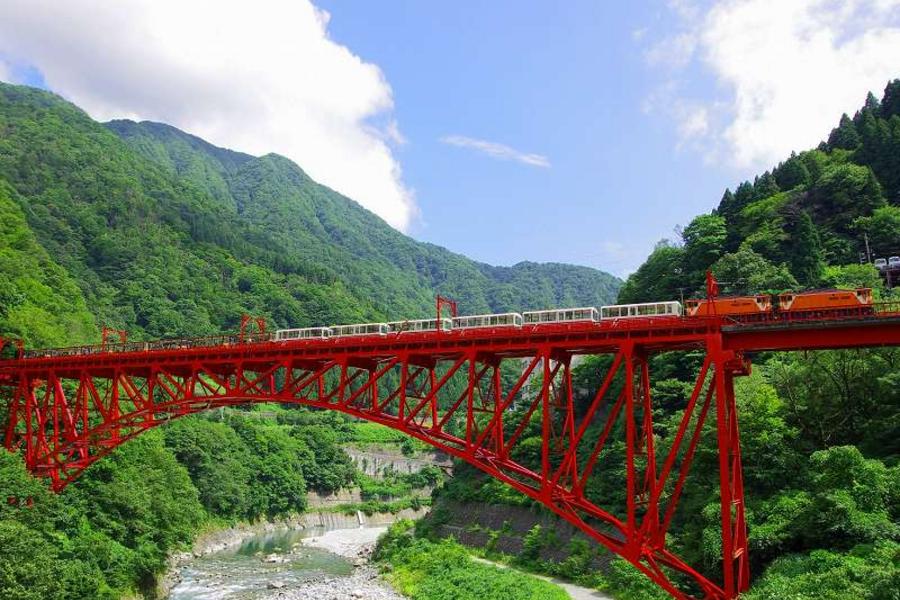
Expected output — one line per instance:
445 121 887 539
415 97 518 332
2 303 900 599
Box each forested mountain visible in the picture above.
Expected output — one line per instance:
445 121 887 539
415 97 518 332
0 79 620 349
1 78 898 600
0 82 618 599
620 81 900 303
109 119 620 317
414 81 900 600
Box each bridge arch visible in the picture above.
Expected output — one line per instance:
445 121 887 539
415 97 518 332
2 331 753 600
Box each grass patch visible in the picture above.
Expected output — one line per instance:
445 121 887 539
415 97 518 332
375 521 569 600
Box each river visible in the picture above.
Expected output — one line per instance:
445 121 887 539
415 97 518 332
167 518 610 600
167 523 402 600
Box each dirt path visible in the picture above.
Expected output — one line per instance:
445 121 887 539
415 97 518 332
472 557 613 600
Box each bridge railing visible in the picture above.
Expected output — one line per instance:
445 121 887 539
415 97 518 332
21 331 274 360
13 301 900 361
875 299 900 315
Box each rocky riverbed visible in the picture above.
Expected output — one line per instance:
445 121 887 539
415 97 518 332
165 517 412 600
265 564 402 600
271 527 403 600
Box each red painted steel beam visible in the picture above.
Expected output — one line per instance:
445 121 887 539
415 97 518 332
3 311 900 599
723 318 900 351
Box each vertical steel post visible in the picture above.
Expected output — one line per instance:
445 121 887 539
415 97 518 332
493 363 504 456
623 342 637 546
465 354 477 447
639 353 658 531
710 333 749 598
399 361 408 420
429 367 438 429
540 350 552 494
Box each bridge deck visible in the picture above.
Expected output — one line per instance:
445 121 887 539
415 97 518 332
2 313 900 378
2 310 900 600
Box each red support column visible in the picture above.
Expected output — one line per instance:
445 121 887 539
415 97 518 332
3 379 20 451
465 354 477 448
540 350 552 495
111 371 121 445
623 342 637 549
429 367 438 430
639 352 659 532
710 334 750 598
493 364 504 456
724 367 750 594
563 358 576 483
399 361 409 420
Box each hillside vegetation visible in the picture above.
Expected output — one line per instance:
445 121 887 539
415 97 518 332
421 81 900 600
0 81 619 599
621 83 900 303
109 119 620 321
0 79 619 348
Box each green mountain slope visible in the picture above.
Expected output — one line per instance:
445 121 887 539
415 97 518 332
620 80 900 304
108 119 621 317
0 178 96 348
0 82 619 346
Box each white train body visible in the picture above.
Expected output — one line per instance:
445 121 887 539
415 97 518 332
275 327 332 341
330 323 389 337
523 307 599 324
452 313 523 330
21 301 695 359
600 301 682 319
387 318 452 333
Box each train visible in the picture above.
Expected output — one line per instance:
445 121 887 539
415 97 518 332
685 288 874 319
17 289 875 359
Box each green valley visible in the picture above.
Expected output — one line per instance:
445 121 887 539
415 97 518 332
1 75 899 600
0 80 619 600
408 81 900 600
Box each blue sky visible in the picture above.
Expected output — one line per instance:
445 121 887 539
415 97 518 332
2 0 899 276
314 0 736 275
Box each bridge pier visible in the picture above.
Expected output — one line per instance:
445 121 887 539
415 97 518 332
7 315 899 597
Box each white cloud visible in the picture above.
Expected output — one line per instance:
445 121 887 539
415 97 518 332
440 135 550 168
645 33 697 68
0 0 416 231
677 105 709 140
596 241 637 278
0 60 9 82
667 0 702 21
644 0 900 170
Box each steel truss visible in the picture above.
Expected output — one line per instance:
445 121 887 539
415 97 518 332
3 330 755 599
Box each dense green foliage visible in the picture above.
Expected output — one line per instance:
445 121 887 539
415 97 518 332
374 520 571 600
743 541 899 600
0 82 618 345
0 179 96 349
0 432 204 599
0 81 618 597
425 81 900 600
622 82 900 302
609 83 900 597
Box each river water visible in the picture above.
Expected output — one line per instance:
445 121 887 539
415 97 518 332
168 525 381 600
167 519 609 600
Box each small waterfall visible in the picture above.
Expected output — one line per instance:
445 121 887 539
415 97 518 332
356 510 366 526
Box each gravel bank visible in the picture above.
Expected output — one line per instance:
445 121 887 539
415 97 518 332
257 526 403 600
301 526 387 559
267 565 403 600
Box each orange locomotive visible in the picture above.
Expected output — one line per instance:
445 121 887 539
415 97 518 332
685 288 874 321
685 295 772 319
778 288 875 317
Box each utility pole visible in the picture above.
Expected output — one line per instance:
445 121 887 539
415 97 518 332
864 233 872 263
